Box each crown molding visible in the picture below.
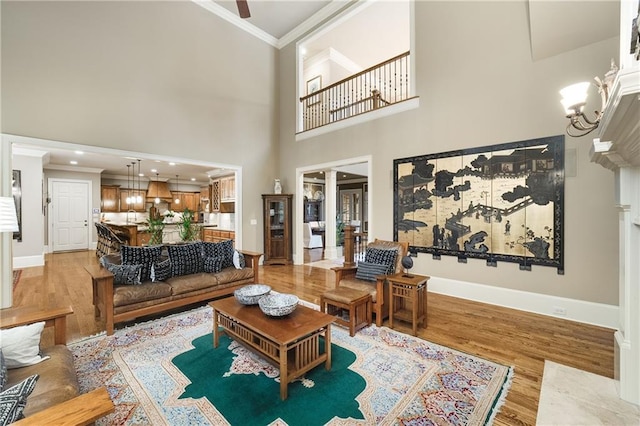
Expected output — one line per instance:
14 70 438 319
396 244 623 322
44 164 104 174
191 0 351 50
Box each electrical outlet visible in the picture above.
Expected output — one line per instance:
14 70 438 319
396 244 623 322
552 306 567 316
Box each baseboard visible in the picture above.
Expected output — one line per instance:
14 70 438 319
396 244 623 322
428 276 618 329
13 254 45 268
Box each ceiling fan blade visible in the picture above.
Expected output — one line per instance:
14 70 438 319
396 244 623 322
236 0 250 18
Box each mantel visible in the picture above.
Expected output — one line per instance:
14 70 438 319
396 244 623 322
590 66 640 171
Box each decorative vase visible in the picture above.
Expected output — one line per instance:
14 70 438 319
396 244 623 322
274 179 282 194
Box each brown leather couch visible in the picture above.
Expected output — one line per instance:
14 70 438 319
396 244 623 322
0 306 114 425
86 245 263 335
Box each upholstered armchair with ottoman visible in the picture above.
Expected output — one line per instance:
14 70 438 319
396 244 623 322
332 239 409 327
0 306 114 425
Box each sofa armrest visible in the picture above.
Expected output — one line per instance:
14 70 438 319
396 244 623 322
12 387 114 426
0 306 73 345
240 250 263 283
84 264 115 336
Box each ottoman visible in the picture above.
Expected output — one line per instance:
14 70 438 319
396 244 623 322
320 287 372 336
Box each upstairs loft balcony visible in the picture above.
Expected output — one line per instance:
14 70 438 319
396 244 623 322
299 51 412 132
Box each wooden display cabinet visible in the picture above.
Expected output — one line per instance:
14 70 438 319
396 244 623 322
100 185 119 213
262 194 293 265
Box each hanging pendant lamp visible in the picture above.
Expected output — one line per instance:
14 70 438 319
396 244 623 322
154 173 160 204
174 175 180 204
136 159 143 204
125 164 132 206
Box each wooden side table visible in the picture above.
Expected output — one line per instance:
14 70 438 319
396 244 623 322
388 273 430 336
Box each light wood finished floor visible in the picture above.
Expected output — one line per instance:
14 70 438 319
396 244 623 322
9 251 614 426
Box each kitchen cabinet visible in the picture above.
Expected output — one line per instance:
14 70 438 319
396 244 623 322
202 228 235 244
200 186 211 212
262 194 293 265
119 189 146 212
170 192 200 213
220 176 235 202
210 180 221 212
100 185 120 213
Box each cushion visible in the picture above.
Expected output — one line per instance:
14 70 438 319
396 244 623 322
121 245 163 282
0 374 39 424
150 258 172 282
0 322 49 369
202 240 234 269
203 256 224 274
167 242 204 277
355 261 390 282
364 247 398 275
0 351 6 390
232 250 245 269
105 263 142 285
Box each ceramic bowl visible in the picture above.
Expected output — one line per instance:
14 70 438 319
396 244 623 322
234 284 272 305
258 293 299 317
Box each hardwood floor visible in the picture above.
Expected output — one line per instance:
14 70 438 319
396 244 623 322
9 251 614 426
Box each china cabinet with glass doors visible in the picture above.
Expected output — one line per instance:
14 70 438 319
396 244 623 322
262 194 293 265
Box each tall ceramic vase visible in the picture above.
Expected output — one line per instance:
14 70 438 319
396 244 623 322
274 179 282 194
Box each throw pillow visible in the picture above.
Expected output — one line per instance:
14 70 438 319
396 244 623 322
355 261 390 282
0 351 6 391
150 258 172 282
0 374 39 424
167 242 204 277
105 263 142 285
201 240 234 269
203 256 225 274
121 245 163 282
0 322 49 369
232 250 245 269
364 247 398 275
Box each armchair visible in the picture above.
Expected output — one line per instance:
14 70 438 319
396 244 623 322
303 222 323 249
332 239 409 326
0 306 114 425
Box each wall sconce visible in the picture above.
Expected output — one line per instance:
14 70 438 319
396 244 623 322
560 59 618 137
0 197 19 233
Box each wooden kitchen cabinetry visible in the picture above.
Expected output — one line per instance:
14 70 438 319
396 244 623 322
100 185 120 212
210 180 221 212
119 189 146 212
202 228 235 244
170 192 200 212
220 176 235 202
262 194 293 265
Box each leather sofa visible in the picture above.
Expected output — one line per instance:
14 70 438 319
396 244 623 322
0 306 114 425
86 241 263 335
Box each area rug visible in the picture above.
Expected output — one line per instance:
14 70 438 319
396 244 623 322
12 269 21 290
70 305 513 425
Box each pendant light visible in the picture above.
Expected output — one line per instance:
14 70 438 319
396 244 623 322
125 164 132 206
136 159 143 204
174 175 180 204
154 173 160 204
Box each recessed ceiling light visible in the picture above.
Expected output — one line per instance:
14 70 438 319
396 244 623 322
138 173 144 177
74 150 83 155
169 162 176 166
70 160 78 165
150 169 157 173
190 177 196 181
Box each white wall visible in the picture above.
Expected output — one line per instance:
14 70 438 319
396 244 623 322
12 154 45 267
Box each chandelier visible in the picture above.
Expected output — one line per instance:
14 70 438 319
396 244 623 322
560 60 618 137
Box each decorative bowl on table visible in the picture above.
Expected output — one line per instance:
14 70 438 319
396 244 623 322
234 284 272 305
258 293 299 317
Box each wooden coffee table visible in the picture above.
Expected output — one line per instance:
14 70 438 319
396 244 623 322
210 297 334 400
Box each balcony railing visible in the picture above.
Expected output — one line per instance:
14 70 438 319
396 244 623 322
300 51 411 132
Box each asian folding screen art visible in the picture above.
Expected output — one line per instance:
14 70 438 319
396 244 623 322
393 135 564 273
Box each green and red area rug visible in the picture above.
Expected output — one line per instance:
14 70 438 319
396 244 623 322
70 305 513 425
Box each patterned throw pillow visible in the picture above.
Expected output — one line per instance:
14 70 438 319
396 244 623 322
364 247 398 275
202 240 234 269
232 250 245 269
0 351 6 391
355 261 390 282
105 263 143 285
203 256 225 274
121 245 163 282
0 374 39 424
167 243 204 277
150 258 172 282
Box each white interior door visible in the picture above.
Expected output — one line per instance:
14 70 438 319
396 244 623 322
51 179 90 252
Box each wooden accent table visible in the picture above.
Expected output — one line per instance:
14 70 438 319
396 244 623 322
211 298 334 400
388 273 430 336
320 287 371 337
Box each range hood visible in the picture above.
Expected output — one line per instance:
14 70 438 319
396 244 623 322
146 181 173 201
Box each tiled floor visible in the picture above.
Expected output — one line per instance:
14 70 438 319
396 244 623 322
537 361 640 425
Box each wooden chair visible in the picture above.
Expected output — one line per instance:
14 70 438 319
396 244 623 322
332 239 409 326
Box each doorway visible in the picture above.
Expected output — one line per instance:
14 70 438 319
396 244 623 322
49 178 91 252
